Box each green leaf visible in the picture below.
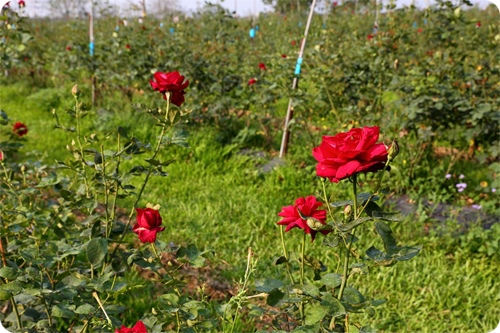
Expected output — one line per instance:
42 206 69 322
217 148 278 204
171 129 190 148
75 304 96 315
374 221 397 253
320 292 346 318
255 278 284 293
52 305 75 318
338 217 372 232
342 286 365 305
323 235 340 248
371 211 402 222
0 267 18 280
0 289 12 301
86 238 108 266
302 284 320 298
321 273 342 288
305 303 327 325
393 245 422 261
266 288 285 307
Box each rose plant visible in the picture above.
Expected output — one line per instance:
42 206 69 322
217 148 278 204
253 126 420 331
0 72 234 332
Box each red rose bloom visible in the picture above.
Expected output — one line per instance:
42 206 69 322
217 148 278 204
367 34 374 41
0 150 4 161
291 40 296 46
133 208 165 243
150 71 189 107
312 126 388 183
18 0 25 8
248 78 257 85
281 54 287 58
125 44 131 49
13 122 28 137
66 45 72 51
277 196 329 241
115 321 148 333
476 21 481 28
258 62 266 70
417 28 423 33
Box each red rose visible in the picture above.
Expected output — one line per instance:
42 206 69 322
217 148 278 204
277 196 329 241
312 126 388 182
281 54 287 58
150 71 189 107
367 34 374 41
476 21 481 28
291 40 296 46
125 44 131 49
66 45 72 51
13 122 28 137
133 208 165 243
258 62 266 70
0 150 4 161
18 0 25 7
115 321 148 333
417 28 423 33
248 78 257 85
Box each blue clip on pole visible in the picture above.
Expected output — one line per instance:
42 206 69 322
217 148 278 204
294 57 303 76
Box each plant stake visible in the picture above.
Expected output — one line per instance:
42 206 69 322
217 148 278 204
279 0 317 158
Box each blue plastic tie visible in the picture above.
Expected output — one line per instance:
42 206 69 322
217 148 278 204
160 23 164 27
249 28 255 38
255 25 259 31
89 42 94 56
170 27 174 34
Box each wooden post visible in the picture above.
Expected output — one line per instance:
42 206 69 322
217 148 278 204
279 0 317 158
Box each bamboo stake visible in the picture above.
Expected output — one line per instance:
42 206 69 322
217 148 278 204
279 0 317 158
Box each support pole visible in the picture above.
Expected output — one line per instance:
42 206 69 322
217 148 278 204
89 0 95 106
279 0 317 158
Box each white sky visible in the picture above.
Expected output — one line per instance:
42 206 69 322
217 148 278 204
2 0 498 18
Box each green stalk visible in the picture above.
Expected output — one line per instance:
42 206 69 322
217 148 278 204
11 296 22 329
338 175 358 302
299 233 306 324
279 226 295 284
107 133 121 239
112 92 172 257
74 95 90 198
100 145 110 238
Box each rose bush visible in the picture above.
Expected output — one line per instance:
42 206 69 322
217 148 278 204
149 71 189 106
277 195 329 241
312 126 388 182
133 207 165 243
